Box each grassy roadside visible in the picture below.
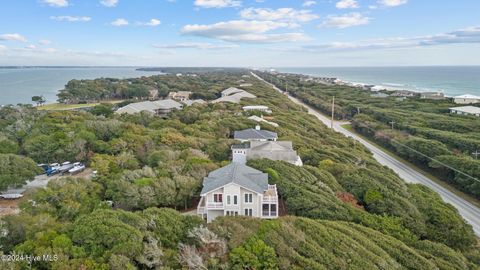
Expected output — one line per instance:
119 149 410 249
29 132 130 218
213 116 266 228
341 123 480 208
37 100 124 111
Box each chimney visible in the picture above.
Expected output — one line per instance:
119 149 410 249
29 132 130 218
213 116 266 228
255 125 261 130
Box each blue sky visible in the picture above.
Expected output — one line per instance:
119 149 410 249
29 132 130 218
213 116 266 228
0 0 479 66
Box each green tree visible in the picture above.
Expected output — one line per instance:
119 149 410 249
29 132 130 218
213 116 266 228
0 154 41 191
229 237 278 270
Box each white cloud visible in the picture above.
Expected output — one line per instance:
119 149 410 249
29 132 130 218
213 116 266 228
100 0 118 7
39 39 52 45
111 18 129 26
0 45 7 51
25 45 37 50
336 0 359 9
50 16 91 22
181 20 310 43
194 0 241 8
302 1 316 7
301 26 480 52
240 8 319 23
379 0 408 7
153 42 238 50
0 33 27 42
139 19 161 26
41 0 68 7
320 13 370 28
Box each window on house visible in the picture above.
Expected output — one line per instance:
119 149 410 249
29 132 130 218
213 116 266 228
213 194 223 203
233 195 238 205
244 208 253 216
226 195 231 205
244 193 253 203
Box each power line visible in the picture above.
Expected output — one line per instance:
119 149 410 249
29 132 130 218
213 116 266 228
256 73 480 184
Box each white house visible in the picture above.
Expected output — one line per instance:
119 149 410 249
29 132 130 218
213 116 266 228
232 141 303 166
453 94 480 104
450 106 480 117
243 105 272 114
197 163 279 223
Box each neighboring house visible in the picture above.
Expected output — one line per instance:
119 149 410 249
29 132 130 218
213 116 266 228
115 101 161 115
168 91 192 102
370 93 389 98
232 141 303 166
115 99 183 116
221 87 245 97
197 163 279 223
391 90 417 97
212 90 257 104
240 83 253 87
450 106 480 117
152 99 183 115
453 94 480 104
248 115 279 127
234 126 278 142
420 92 445 100
243 105 272 114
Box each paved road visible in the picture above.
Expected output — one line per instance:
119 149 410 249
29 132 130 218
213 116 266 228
252 72 480 236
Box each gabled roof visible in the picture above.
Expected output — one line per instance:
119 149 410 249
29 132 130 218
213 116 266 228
222 87 245 96
116 99 183 115
248 141 299 164
200 163 268 195
152 99 183 110
234 128 278 141
450 106 480 114
212 91 257 104
116 101 160 114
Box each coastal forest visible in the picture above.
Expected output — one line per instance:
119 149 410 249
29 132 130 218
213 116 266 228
257 71 480 200
1 70 479 269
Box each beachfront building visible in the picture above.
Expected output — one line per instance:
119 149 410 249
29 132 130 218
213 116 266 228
450 106 480 117
196 163 279 223
453 94 480 104
243 105 272 114
420 92 445 100
168 91 192 102
232 141 303 166
115 99 183 116
212 87 257 104
234 125 278 142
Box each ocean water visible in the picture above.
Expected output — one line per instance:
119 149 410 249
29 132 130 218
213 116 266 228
0 67 162 105
277 66 480 97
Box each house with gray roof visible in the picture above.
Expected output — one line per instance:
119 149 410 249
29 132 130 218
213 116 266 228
115 99 183 116
211 87 257 104
232 141 303 166
234 125 277 142
197 163 278 222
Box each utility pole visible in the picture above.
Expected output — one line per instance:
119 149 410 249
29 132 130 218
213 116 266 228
473 150 480 159
331 96 335 129
389 121 395 130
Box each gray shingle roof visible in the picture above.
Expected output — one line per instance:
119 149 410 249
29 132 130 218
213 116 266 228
200 163 268 195
234 128 278 141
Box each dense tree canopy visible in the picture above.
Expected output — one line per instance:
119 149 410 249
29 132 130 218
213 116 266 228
0 70 478 269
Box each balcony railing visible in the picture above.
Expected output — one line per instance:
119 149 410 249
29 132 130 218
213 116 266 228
262 196 278 203
206 202 224 209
